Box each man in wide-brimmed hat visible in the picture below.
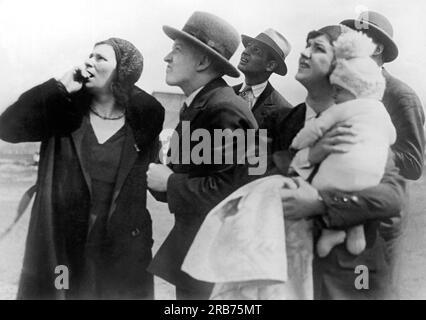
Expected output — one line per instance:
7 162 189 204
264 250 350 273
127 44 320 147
146 11 258 300
235 28 293 149
342 11 425 298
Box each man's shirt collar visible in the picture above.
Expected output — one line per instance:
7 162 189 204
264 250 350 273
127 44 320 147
184 86 204 107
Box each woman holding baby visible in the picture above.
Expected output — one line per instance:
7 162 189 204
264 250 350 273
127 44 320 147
276 24 406 299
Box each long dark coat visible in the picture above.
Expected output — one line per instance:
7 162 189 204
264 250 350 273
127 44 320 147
0 79 164 299
148 78 258 297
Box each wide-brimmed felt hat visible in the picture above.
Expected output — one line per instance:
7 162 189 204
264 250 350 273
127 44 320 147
241 28 291 76
340 11 398 63
163 11 240 78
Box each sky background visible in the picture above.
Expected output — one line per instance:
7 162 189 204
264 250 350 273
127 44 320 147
0 0 425 113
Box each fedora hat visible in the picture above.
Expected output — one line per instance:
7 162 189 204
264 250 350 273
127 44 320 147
241 28 291 76
163 11 240 78
341 11 398 63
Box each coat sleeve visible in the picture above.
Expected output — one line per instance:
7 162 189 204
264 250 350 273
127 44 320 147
143 99 167 203
165 104 255 219
390 90 425 180
0 78 74 143
319 150 406 228
148 139 169 203
167 168 246 219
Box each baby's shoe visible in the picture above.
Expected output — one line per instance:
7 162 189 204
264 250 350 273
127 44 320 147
346 225 366 255
316 229 346 258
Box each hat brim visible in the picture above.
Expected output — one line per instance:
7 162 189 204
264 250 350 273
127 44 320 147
163 25 240 78
340 19 399 63
241 35 287 76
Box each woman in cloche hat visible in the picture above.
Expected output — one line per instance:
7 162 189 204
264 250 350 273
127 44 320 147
0 38 164 299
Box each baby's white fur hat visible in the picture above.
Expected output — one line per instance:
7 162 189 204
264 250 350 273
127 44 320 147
330 26 386 100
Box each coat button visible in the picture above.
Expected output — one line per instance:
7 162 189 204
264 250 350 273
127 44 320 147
131 228 140 237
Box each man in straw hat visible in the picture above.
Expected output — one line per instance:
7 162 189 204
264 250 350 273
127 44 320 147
235 28 293 144
146 11 258 299
341 11 425 181
342 11 425 297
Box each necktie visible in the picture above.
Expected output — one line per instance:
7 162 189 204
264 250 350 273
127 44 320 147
239 86 255 109
179 102 189 119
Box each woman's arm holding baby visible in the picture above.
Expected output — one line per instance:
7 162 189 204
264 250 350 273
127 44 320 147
291 106 346 150
282 147 406 228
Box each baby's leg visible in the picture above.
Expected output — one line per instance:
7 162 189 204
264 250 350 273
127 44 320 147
346 225 366 255
316 229 346 258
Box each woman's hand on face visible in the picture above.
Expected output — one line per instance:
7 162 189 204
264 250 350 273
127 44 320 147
56 66 89 94
308 124 359 165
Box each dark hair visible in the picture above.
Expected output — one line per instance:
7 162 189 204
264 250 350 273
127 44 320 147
306 30 332 44
307 25 343 45
94 45 128 110
110 77 131 110
80 73 130 112
305 30 338 77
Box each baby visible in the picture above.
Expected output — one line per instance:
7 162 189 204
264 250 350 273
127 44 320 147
290 27 396 257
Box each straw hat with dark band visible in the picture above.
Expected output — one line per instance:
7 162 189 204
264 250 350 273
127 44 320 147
241 28 291 76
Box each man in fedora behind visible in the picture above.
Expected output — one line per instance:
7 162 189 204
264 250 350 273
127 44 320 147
341 11 425 181
235 29 293 148
146 11 258 300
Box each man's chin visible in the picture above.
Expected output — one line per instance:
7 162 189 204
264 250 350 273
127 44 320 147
84 83 95 91
165 78 178 86
295 72 306 83
237 63 246 72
